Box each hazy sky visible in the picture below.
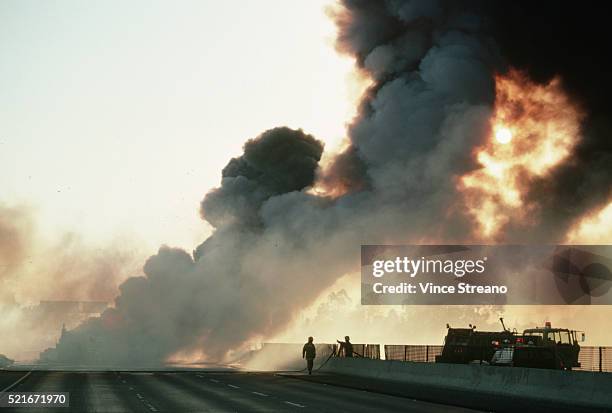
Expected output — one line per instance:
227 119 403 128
0 0 357 252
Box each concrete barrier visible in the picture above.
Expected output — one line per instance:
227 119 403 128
319 357 612 410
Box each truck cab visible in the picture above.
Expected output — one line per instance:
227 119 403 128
516 322 584 370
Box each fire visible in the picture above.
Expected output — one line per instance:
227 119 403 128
566 201 612 243
459 69 584 239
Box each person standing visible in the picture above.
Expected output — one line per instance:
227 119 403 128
337 336 354 357
302 336 316 375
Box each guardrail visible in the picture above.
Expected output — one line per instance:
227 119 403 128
384 344 612 372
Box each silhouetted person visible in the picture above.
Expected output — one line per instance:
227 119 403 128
302 336 316 375
337 336 353 357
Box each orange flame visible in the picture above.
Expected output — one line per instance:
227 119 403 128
459 69 584 239
566 201 612 243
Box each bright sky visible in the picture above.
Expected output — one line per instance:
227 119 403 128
0 0 358 253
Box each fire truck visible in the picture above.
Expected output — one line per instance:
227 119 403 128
509 322 584 370
435 318 517 364
437 319 585 370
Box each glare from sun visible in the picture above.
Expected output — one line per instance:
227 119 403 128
495 126 513 144
459 70 583 239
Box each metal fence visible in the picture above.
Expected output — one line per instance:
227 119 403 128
352 344 381 359
384 344 612 372
576 346 612 372
384 345 443 362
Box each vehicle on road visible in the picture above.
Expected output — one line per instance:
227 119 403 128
488 322 585 370
438 319 585 370
435 318 517 364
514 322 584 370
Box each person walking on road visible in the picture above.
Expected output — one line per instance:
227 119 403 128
302 336 316 375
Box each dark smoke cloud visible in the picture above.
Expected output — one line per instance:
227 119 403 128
54 128 331 363
48 0 610 365
317 145 370 195
199 127 323 229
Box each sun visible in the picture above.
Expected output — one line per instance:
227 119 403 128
494 126 513 144
458 69 583 239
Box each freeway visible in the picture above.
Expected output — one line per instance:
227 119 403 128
0 370 481 412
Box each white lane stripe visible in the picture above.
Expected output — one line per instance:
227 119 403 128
0 371 31 393
197 374 204 378
136 393 143 399
228 384 240 389
210 379 219 383
252 391 268 397
284 401 305 408
147 403 157 412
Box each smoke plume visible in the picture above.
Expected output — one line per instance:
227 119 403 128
49 0 611 365
0 204 32 290
0 203 139 360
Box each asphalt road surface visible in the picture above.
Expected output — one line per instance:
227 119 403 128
0 370 481 412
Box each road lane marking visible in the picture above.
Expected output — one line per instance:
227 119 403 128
252 391 268 397
209 379 219 383
284 401 305 408
129 388 158 412
0 371 32 392
228 384 240 389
